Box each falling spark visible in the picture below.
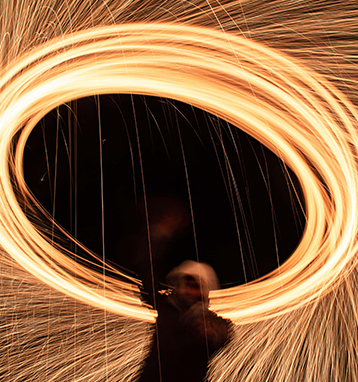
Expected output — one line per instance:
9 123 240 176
1 1 358 381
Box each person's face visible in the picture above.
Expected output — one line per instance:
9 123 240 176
177 276 206 308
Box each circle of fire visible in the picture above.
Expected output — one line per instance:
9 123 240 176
1 23 358 326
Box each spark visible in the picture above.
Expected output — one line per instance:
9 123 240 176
1 1 358 381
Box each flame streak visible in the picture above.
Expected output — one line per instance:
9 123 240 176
1 1 358 381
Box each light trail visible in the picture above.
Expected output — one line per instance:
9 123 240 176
1 1 358 381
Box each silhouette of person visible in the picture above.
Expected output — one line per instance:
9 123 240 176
138 260 231 382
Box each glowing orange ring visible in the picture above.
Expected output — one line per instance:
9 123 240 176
1 23 357 323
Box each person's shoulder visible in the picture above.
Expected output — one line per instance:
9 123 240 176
207 309 234 343
207 309 232 326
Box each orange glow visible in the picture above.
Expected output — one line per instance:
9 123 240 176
1 1 358 381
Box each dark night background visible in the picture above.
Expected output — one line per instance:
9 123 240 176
23 94 305 302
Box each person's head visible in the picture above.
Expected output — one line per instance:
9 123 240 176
166 260 220 311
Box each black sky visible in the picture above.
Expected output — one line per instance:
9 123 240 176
23 94 305 297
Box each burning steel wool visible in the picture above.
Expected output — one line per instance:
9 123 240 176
1 1 358 381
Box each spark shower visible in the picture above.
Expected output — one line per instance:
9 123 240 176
1 1 358 381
